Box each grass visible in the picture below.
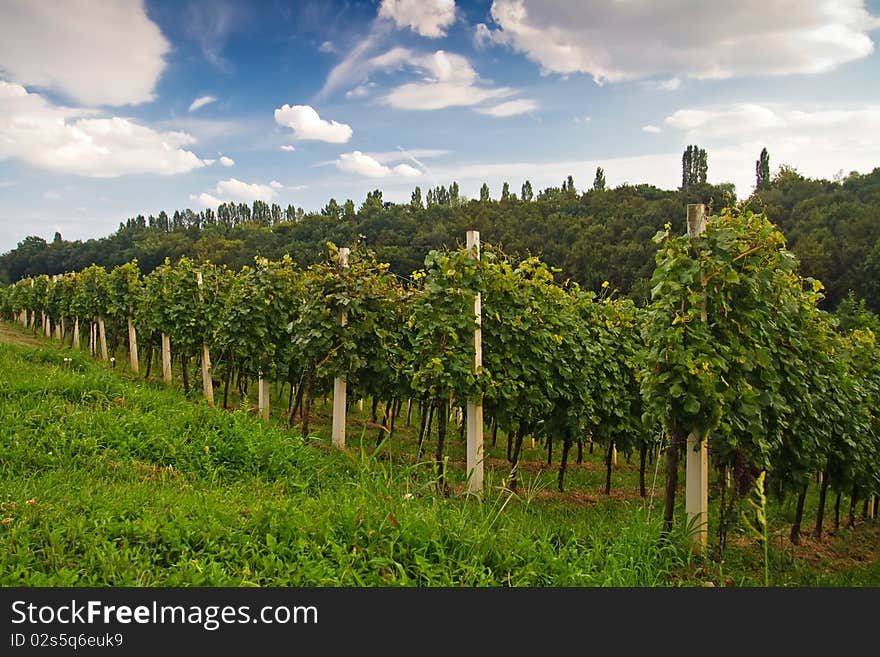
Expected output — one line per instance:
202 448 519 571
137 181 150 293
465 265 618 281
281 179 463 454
1 321 878 586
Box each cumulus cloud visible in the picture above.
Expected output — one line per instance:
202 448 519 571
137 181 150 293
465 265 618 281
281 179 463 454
280 145 296 152
642 125 661 133
270 180 283 189
219 155 235 166
378 0 456 38
0 81 207 177
475 98 538 117
191 192 223 207
192 178 278 206
0 0 170 106
484 0 879 83
274 104 353 143
189 95 217 112
216 178 277 200
336 151 422 178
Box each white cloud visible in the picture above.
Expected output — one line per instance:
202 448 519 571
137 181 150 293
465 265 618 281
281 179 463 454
643 77 682 92
474 23 494 49
322 41 521 112
0 0 170 106
280 145 296 152
379 0 456 38
219 155 235 166
664 104 787 139
365 148 449 164
382 50 517 110
662 102 880 193
216 178 277 201
574 115 591 123
319 41 336 53
336 151 422 178
642 125 661 133
274 104 353 143
485 0 879 83
476 98 538 117
317 28 396 100
185 1 240 73
192 178 278 206
270 180 283 189
346 82 378 98
0 81 207 177
385 81 514 110
189 95 217 112
191 192 223 207
394 163 422 177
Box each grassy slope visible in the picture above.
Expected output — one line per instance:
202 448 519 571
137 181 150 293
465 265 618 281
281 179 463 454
1 324 877 586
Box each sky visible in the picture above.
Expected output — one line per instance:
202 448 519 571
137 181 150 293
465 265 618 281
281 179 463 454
1 0 879 253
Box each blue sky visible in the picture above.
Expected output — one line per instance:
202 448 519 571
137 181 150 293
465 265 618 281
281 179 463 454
1 0 879 253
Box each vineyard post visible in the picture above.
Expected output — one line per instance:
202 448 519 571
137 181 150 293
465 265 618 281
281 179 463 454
43 311 50 338
466 230 484 494
29 279 35 330
98 316 108 360
258 371 269 421
127 317 139 373
162 333 172 384
195 271 214 406
686 203 709 552
331 247 350 448
52 275 61 339
72 318 79 349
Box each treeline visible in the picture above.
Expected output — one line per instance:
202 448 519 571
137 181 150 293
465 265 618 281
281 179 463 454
3 160 880 314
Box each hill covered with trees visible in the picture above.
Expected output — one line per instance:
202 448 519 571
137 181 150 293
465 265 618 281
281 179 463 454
3 148 880 314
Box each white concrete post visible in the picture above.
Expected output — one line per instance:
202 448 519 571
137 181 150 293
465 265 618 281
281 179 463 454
258 372 269 421
161 333 172 384
127 317 139 373
466 230 484 494
72 318 80 350
98 316 108 361
332 247 350 448
195 271 214 406
686 203 709 553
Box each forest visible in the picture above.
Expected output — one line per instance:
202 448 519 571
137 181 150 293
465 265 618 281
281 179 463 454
4 148 880 318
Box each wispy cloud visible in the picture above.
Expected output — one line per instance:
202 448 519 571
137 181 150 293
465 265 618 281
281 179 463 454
188 95 217 112
185 1 242 73
475 98 538 117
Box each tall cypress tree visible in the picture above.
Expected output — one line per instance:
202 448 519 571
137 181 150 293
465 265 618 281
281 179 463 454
756 147 770 190
593 166 606 191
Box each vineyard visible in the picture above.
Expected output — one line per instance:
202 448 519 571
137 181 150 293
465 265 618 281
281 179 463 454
2 204 879 586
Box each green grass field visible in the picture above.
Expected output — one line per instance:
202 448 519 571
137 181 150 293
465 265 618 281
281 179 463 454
1 323 878 586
